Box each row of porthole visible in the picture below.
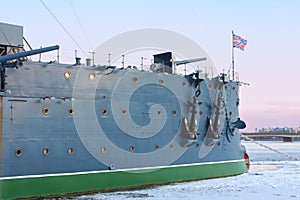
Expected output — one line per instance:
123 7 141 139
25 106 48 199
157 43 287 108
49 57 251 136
100 143 203 154
46 108 231 117
100 108 228 117
117 109 232 117
207 84 236 91
64 72 96 81
42 107 74 115
16 143 204 157
131 76 188 87
42 107 232 117
65 72 192 90
14 143 217 161
42 107 179 117
15 147 74 157
102 108 177 117
42 107 178 117
101 144 167 154
66 71 189 87
198 110 232 116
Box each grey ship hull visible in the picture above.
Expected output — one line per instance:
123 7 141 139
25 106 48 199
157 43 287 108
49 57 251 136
0 60 248 199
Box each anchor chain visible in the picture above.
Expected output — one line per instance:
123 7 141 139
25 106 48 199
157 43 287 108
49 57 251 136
241 134 300 161
215 86 234 141
222 92 234 140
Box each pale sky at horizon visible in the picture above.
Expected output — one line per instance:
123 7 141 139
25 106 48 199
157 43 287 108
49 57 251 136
2 0 300 132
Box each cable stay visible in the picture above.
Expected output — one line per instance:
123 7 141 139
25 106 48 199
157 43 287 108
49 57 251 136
40 0 88 57
241 134 300 161
68 0 93 50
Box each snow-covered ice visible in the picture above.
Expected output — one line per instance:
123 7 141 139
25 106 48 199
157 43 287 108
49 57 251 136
71 141 300 200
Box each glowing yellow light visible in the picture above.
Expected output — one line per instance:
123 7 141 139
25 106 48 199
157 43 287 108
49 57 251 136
64 71 71 79
89 73 96 80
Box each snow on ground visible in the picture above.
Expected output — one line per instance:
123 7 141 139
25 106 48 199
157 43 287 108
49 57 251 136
73 141 300 200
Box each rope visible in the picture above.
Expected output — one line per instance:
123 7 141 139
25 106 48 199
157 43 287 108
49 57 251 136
68 0 93 49
241 134 300 161
40 0 88 57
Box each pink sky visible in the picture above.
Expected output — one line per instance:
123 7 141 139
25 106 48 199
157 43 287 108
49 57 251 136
1 0 300 132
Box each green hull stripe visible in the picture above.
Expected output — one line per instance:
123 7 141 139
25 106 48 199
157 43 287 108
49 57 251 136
0 160 247 199
0 159 244 180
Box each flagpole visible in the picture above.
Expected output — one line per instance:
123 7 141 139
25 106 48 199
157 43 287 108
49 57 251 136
232 30 235 81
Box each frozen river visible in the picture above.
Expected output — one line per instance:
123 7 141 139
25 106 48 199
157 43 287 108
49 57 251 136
69 141 300 200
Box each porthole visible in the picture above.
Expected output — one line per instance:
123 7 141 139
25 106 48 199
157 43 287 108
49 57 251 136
232 86 236 90
129 146 135 152
195 143 200 148
68 147 74 155
159 79 164 85
89 73 96 80
109 164 115 170
122 109 127 115
102 108 108 116
182 82 187 87
224 86 228 90
64 71 71 79
132 76 138 84
199 111 203 116
101 147 106 153
172 110 177 116
169 144 174 150
16 148 22 157
157 110 162 116
229 111 232 116
43 148 49 155
155 145 159 151
43 107 49 115
68 108 74 115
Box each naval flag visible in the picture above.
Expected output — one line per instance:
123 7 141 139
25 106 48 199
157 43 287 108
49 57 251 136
233 33 248 51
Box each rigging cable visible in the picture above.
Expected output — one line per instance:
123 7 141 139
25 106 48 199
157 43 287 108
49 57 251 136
241 134 300 161
23 37 33 50
68 0 93 50
40 0 88 57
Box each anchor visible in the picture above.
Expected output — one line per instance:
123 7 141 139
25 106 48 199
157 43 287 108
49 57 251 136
181 96 199 146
